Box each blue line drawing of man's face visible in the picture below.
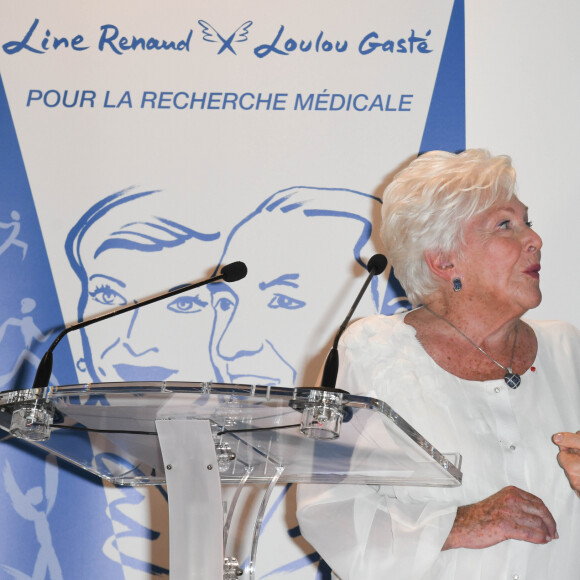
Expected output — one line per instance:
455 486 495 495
211 187 385 387
66 188 222 383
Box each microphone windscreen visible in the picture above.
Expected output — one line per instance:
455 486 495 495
221 261 248 283
367 254 387 275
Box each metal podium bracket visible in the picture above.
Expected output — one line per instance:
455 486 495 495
156 418 283 579
156 418 225 579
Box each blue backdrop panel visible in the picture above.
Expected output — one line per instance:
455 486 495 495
0 72 127 579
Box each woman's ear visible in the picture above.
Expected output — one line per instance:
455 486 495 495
424 249 457 282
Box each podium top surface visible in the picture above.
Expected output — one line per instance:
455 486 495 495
0 381 462 487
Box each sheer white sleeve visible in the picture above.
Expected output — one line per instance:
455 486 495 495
297 482 456 579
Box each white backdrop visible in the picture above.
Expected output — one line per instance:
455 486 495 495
0 1 578 578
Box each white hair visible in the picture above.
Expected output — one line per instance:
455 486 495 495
380 149 517 305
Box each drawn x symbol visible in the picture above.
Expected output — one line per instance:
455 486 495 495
198 20 253 55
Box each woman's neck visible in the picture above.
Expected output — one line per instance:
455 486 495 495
420 294 524 349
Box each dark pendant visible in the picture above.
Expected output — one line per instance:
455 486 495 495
504 371 521 389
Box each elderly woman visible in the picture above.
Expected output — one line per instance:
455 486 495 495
296 149 580 579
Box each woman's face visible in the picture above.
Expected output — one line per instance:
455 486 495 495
454 197 543 316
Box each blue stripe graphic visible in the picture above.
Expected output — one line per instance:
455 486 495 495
420 0 465 153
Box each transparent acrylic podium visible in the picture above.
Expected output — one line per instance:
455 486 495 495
0 382 462 579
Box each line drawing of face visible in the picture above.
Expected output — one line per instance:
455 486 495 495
210 186 410 387
66 188 223 383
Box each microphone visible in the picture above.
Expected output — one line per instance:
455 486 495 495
365 254 388 276
31 261 248 390
221 261 247 283
320 253 387 390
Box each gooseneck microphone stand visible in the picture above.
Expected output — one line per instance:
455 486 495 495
31 261 247 390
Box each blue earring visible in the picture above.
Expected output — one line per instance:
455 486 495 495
452 278 462 292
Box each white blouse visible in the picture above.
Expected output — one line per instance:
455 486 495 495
297 313 580 580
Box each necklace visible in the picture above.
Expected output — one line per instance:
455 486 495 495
424 306 521 389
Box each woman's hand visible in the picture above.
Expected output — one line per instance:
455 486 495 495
553 431 580 495
442 486 558 550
